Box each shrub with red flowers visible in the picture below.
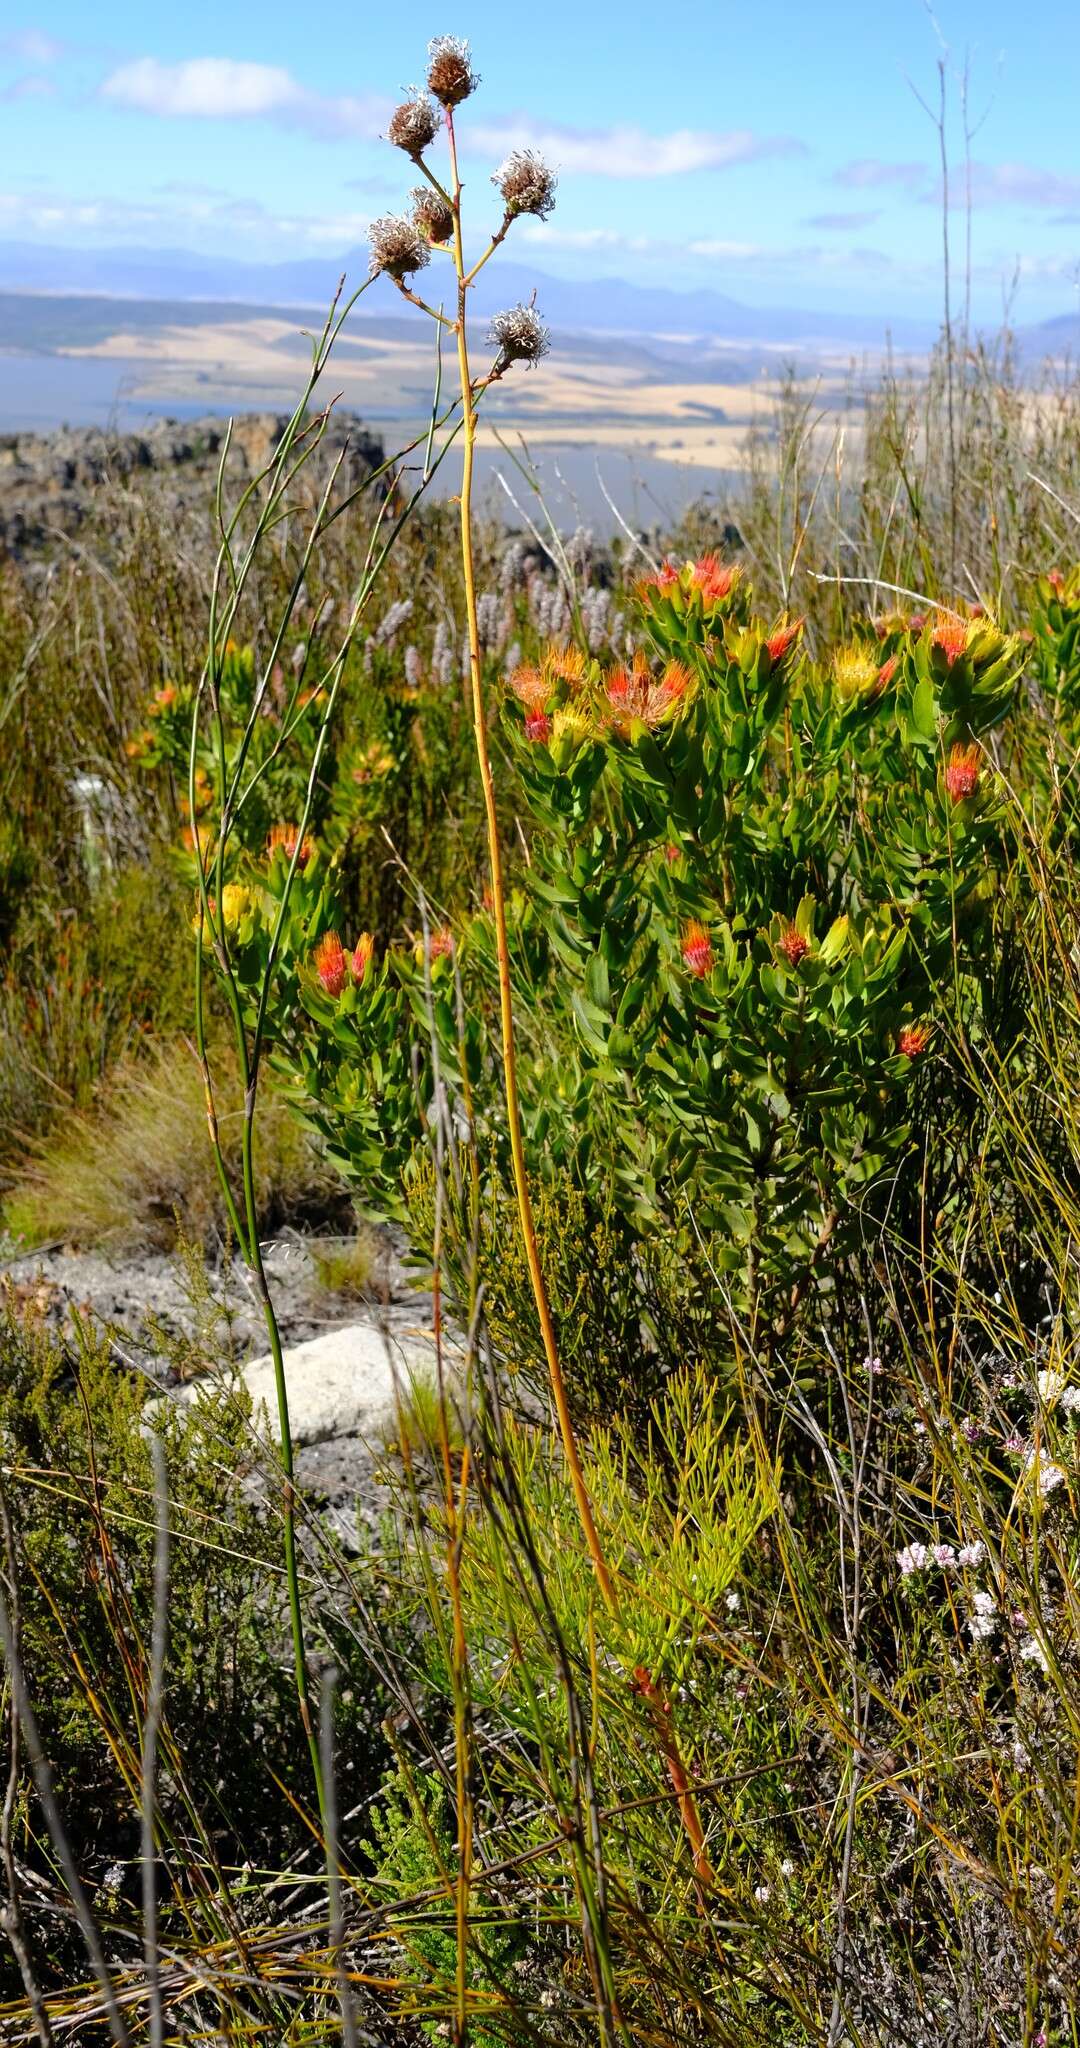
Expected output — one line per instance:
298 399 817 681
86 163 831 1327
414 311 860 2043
496 567 1025 1303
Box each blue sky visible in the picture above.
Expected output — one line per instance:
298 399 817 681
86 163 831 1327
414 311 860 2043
3 3 1080 321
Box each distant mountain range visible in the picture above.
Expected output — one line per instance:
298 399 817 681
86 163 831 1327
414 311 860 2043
0 238 936 352
0 240 1075 364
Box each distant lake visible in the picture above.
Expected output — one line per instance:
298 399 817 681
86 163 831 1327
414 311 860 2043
0 347 739 533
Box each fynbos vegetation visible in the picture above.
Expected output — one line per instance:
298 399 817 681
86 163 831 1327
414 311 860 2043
7 29 1080 2048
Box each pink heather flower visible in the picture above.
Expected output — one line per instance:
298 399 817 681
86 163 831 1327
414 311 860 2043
960 1416 983 1444
945 742 981 803
957 1541 986 1567
681 922 714 979
313 931 347 998
524 708 552 743
932 1544 957 1568
897 1543 929 1577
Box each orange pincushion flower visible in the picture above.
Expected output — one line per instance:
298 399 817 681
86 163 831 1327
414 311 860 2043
266 822 314 866
604 651 692 733
690 554 739 605
313 931 347 998
766 617 803 664
945 742 981 803
681 921 714 978
777 921 810 967
351 932 375 981
524 708 552 743
546 643 588 689
898 1022 930 1058
509 663 548 709
932 612 970 667
635 559 680 603
876 654 899 690
1048 568 1065 595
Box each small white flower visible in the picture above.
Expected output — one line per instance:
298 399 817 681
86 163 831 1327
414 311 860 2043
725 1590 741 1612
1021 1448 1067 1499
753 1883 771 1903
897 1543 929 1578
1011 1737 1031 1767
1037 1368 1067 1405
1019 1634 1050 1674
957 1540 986 1567
1061 1386 1080 1415
780 1858 796 1878
968 1590 998 1642
932 1544 957 1568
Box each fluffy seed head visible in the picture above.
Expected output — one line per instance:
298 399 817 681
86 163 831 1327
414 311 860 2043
368 214 430 280
387 91 440 159
410 185 454 245
313 931 347 998
492 149 557 219
945 742 981 803
427 35 478 107
488 303 550 367
681 921 714 979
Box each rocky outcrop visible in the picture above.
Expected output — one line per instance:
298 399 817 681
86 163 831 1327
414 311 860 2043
0 411 385 558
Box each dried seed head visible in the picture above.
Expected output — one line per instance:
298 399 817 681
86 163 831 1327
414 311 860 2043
426 35 478 108
492 148 557 220
488 303 550 367
386 90 440 158
410 185 454 246
367 213 430 280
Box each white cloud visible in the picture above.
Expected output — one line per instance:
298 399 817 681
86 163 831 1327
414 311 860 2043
0 29 66 65
469 115 805 179
0 184 375 248
834 159 927 194
99 57 388 139
96 60 804 177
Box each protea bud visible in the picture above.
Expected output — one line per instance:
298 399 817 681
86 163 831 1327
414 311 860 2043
898 1022 931 1058
765 617 803 665
313 931 347 997
351 932 375 981
386 90 440 159
427 34 478 107
410 185 454 246
945 742 981 803
488 303 550 367
266 822 314 867
681 921 714 979
368 214 430 280
777 921 810 967
492 148 557 220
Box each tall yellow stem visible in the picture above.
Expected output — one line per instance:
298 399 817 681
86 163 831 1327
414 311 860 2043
444 110 616 1613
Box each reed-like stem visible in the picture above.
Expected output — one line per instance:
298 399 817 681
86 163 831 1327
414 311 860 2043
443 107 617 1614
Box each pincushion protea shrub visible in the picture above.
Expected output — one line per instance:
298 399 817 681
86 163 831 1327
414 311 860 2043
493 569 1026 1307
